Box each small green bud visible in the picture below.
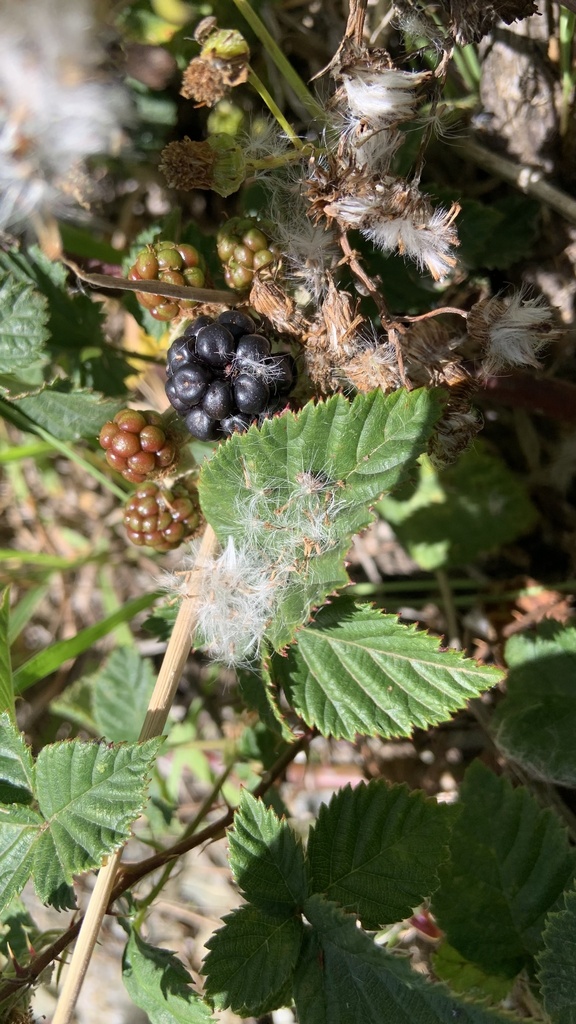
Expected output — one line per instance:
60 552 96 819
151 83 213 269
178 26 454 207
201 28 249 62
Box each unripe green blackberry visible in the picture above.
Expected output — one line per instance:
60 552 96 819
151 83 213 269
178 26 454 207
99 409 177 483
123 481 202 551
128 241 207 320
216 217 278 291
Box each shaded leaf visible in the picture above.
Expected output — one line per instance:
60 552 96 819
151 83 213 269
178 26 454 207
123 928 213 1024
492 623 576 786
379 447 537 570
0 897 37 962
307 780 451 928
228 791 308 916
432 761 576 978
0 271 49 378
294 896 511 1024
0 246 104 354
537 884 576 1024
273 599 502 740
92 647 157 742
432 943 512 1005
203 904 303 1016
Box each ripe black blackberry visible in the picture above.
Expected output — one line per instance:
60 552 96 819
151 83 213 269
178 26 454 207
165 310 297 440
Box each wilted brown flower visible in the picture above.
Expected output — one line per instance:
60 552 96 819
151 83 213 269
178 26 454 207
181 27 250 107
159 134 246 197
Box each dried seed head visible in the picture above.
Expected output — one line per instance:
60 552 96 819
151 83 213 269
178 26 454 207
181 28 249 107
468 292 561 376
159 134 246 197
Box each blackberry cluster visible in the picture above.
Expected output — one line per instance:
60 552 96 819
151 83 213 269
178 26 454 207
99 410 177 483
128 240 206 321
165 311 296 441
216 217 278 290
123 482 201 551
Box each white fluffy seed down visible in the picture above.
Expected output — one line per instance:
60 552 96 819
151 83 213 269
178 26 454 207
0 0 132 230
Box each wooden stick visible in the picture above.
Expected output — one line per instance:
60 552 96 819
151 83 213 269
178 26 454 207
51 524 218 1024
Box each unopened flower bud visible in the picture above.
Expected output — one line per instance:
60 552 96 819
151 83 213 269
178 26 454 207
201 28 249 62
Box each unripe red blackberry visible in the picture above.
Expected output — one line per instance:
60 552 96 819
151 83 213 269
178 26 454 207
128 241 207 320
123 481 202 551
99 409 177 483
216 217 278 291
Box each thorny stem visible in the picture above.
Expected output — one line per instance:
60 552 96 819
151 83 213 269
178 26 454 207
50 525 219 1024
338 232 390 322
0 727 314 1009
231 0 325 122
459 139 576 225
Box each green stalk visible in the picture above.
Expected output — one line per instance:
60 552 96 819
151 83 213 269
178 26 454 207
232 0 325 122
247 70 304 147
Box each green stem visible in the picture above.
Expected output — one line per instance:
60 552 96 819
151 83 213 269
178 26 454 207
233 0 325 121
250 146 313 172
248 69 303 147
0 399 128 501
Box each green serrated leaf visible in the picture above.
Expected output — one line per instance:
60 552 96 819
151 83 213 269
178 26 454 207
228 791 308 916
0 272 50 377
0 805 43 914
307 780 451 928
432 760 576 978
199 388 442 649
294 895 511 1024
0 592 14 721
537 884 576 1023
0 712 34 804
0 247 104 354
432 943 512 1004
273 598 502 740
379 447 537 570
492 623 576 787
92 647 157 742
123 927 213 1024
203 904 303 1016
32 737 161 905
13 382 126 440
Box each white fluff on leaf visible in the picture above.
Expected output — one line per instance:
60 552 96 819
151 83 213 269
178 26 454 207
0 0 132 230
182 538 281 667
